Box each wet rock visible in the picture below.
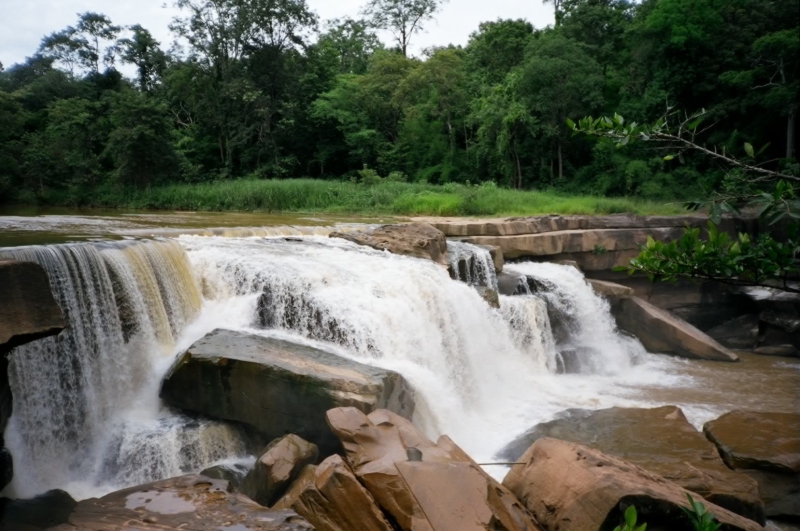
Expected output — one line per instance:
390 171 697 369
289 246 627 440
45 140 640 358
498 406 764 523
614 296 739 361
553 259 581 270
704 411 800 519
706 314 760 349
240 434 319 507
50 475 312 530
0 489 76 529
330 223 448 266
199 462 250 488
498 271 529 295
586 278 634 300
760 310 800 333
503 437 762 531
273 454 393 531
476 286 500 308
161 329 415 456
325 407 541 531
482 244 505 273
754 345 799 357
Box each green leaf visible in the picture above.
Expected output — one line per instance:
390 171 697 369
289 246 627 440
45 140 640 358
744 142 754 158
663 155 675 161
566 117 576 129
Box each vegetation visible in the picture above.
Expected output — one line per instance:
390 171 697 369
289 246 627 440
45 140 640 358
614 495 722 531
0 0 796 209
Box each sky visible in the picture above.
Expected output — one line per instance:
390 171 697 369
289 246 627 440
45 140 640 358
0 0 555 70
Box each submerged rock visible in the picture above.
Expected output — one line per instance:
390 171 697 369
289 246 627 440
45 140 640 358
330 223 448 266
704 411 800 519
160 329 415 456
613 296 739 361
503 437 762 531
325 407 540 531
754 345 800 357
498 406 764 523
239 434 319 507
273 454 394 531
49 475 312 530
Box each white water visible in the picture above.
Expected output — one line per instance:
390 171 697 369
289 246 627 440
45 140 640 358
446 241 498 289
1 232 694 500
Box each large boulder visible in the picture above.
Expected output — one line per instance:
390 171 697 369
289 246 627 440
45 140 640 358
613 296 739 361
160 329 415 455
326 407 541 531
704 411 800 519
497 406 764 523
239 434 319 507
706 314 760 349
273 454 394 531
330 223 448 266
503 438 762 531
49 475 312 530
0 489 76 529
586 278 634 300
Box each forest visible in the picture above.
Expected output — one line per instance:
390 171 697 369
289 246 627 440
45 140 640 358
0 0 797 209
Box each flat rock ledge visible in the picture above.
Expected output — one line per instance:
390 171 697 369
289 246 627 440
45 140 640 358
160 329 415 455
330 222 448 266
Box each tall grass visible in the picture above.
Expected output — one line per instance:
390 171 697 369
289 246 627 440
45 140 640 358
55 179 686 217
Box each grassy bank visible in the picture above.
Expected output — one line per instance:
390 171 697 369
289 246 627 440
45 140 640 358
37 179 686 217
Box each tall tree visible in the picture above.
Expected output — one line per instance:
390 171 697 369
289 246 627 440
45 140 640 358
361 0 446 57
118 25 167 92
75 12 121 75
318 18 382 75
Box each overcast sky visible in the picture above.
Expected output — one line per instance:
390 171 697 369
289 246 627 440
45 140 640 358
1 0 554 70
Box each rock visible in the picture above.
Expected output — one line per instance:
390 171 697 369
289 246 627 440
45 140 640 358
0 489 77 529
503 437 762 531
704 411 800 519
49 475 312 530
326 407 541 531
613 296 739 361
330 223 448 266
199 462 250 487
0 260 65 353
478 244 505 273
554 259 581 270
497 406 764 523
760 310 800 333
240 434 319 507
476 286 500 308
586 278 634 300
273 454 394 531
498 271 529 295
706 314 760 349
754 345 799 357
160 329 415 456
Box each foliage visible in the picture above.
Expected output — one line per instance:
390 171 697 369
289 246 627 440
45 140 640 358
613 505 646 531
682 494 722 531
361 0 446 56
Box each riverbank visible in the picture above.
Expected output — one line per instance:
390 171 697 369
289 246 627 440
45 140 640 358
13 179 685 217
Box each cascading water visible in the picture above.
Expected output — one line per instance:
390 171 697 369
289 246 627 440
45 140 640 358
446 241 498 289
0 241 249 499
505 262 647 374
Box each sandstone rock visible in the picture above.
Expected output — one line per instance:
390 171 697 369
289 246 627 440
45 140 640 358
477 286 500 308
586 278 634 300
326 407 541 531
478 244 505 273
754 345 799 357
160 329 415 455
331 223 448 266
0 489 76 529
273 454 393 531
706 314 760 349
498 271 529 296
554 259 581 270
240 434 319 507
704 411 800 518
49 475 312 530
503 437 762 531
613 296 739 361
199 462 249 487
497 406 764 523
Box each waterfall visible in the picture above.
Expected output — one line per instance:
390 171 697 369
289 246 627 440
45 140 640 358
504 262 646 374
446 241 498 289
0 241 249 499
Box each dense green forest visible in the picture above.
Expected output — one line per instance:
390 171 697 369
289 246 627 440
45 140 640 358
0 0 797 208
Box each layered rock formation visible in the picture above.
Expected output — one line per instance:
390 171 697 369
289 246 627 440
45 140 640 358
330 223 448 265
704 411 800 519
239 434 319 507
160 329 415 455
503 437 762 531
498 406 764 523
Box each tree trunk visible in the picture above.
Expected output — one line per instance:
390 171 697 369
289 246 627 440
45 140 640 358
558 142 563 180
550 158 554 181
787 109 796 159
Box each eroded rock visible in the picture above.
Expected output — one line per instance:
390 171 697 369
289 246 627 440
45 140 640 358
240 434 319 507
704 411 800 519
503 437 762 531
160 329 415 455
273 454 393 531
614 296 739 361
326 407 541 531
330 223 448 266
199 462 249 488
497 406 764 523
49 475 312 530
707 314 760 349
586 278 634 300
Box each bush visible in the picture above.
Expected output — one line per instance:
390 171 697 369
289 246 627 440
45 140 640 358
356 166 382 186
386 170 408 182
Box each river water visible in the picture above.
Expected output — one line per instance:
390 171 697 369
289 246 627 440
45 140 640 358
0 208 797 501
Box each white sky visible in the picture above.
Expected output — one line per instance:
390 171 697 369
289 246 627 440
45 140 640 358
0 0 554 69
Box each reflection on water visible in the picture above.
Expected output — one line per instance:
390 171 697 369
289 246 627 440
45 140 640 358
0 206 394 248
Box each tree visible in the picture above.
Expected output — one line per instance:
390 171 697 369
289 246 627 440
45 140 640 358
75 12 121 75
318 18 382 75
543 0 565 26
465 19 534 84
39 29 86 77
361 0 446 57
118 25 167 92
